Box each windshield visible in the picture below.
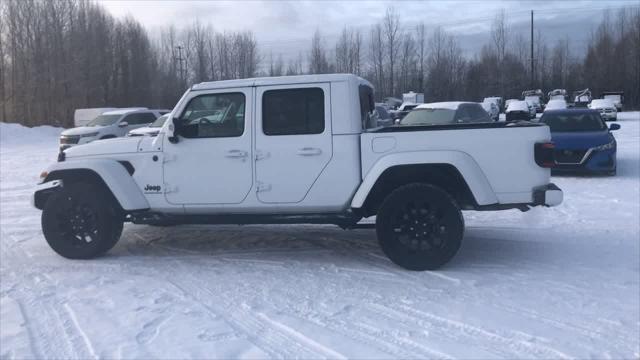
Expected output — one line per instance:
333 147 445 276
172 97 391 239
546 100 566 109
525 96 540 104
603 95 620 102
542 113 606 132
150 115 168 128
591 100 613 108
401 108 456 125
375 106 390 119
86 114 121 127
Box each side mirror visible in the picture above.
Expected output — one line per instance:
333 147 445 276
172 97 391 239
118 121 129 128
168 117 180 143
609 123 620 131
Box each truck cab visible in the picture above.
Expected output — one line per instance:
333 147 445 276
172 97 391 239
34 74 562 271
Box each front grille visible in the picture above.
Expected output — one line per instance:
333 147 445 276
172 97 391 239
60 135 80 144
555 149 587 164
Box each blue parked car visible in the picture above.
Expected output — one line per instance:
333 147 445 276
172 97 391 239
540 109 620 175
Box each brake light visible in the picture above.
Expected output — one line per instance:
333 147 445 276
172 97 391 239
535 142 555 168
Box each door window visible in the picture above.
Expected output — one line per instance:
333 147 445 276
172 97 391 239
179 93 246 138
262 88 324 135
124 112 157 125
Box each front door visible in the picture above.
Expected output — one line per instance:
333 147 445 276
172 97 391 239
163 88 253 205
255 84 332 203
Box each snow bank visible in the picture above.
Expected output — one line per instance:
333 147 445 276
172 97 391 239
0 122 63 147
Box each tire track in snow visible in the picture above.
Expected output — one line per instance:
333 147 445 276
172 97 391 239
136 315 171 345
370 303 572 359
496 303 637 352
63 303 98 359
160 265 336 359
255 312 348 360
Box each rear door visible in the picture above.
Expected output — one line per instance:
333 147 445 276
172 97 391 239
254 84 332 203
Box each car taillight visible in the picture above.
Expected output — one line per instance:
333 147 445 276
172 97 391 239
535 142 555 168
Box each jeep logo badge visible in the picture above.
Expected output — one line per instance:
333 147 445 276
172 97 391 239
144 184 161 193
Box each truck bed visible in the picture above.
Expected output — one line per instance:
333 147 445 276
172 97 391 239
361 122 552 206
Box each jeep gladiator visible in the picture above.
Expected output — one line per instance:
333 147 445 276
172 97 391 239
33 74 562 270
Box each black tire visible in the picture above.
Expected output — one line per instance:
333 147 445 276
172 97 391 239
376 183 464 271
41 182 123 259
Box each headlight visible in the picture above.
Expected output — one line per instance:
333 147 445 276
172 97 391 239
593 140 615 151
80 132 99 137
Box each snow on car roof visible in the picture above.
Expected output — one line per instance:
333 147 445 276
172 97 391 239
415 102 471 110
506 100 529 112
192 74 372 91
102 107 149 115
591 99 614 106
547 99 567 104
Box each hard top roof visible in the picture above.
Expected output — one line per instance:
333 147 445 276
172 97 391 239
191 74 372 91
543 108 599 114
102 107 149 115
416 102 473 110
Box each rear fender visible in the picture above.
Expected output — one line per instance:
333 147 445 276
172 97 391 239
351 151 498 208
42 158 149 211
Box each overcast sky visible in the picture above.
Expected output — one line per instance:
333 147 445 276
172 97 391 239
98 0 635 61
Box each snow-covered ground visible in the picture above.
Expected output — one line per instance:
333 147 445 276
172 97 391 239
1 113 639 359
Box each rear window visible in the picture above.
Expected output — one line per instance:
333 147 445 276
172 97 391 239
359 85 375 129
263 88 324 135
401 109 456 125
541 113 606 132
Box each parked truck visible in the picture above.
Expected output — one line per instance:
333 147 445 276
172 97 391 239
33 74 563 271
402 91 424 104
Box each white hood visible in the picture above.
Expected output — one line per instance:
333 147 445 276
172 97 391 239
64 136 142 158
60 126 106 136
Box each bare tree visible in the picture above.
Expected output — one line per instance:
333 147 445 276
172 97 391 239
369 23 385 98
309 29 329 74
383 7 400 96
268 51 284 76
416 22 426 93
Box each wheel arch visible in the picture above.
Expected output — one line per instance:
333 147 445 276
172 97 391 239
41 159 149 212
351 151 498 216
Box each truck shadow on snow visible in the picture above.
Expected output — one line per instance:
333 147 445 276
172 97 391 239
112 223 557 271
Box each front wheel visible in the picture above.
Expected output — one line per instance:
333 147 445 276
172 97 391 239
376 183 464 271
42 183 123 259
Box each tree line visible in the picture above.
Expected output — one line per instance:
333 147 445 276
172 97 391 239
1 1 638 127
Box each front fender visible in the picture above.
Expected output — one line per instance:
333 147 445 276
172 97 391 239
43 158 149 211
351 151 498 208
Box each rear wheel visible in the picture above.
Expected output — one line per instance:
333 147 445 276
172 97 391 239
376 183 464 271
42 183 123 259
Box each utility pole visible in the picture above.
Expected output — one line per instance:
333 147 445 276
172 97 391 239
175 45 185 86
530 10 535 88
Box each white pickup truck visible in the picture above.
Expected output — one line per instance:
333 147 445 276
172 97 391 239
33 74 562 270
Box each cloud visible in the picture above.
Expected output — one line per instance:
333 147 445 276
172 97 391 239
97 0 632 62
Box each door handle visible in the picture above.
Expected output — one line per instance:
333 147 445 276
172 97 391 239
225 150 248 159
297 147 322 156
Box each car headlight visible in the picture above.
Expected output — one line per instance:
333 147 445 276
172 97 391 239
593 140 615 151
80 132 99 137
